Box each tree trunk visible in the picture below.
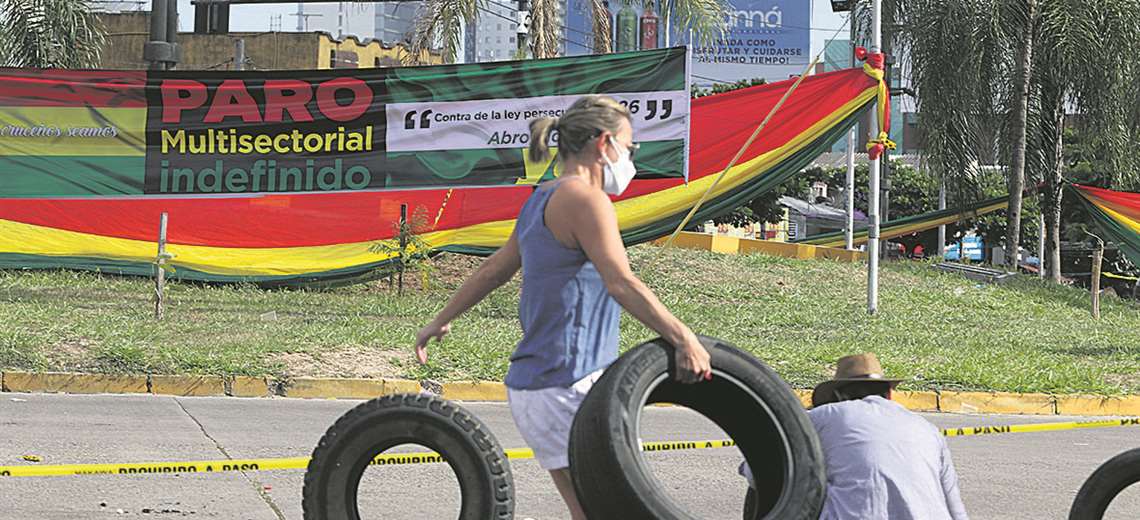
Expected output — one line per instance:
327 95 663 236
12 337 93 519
591 0 613 54
1004 0 1037 268
1045 108 1065 283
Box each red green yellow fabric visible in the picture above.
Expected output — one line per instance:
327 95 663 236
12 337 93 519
1070 184 1140 267
796 195 1010 248
0 67 880 283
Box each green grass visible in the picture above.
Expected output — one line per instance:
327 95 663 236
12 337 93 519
2 246 1139 395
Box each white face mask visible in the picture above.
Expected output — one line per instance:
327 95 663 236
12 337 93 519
602 136 637 196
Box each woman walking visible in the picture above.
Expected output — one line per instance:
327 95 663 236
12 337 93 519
414 95 711 519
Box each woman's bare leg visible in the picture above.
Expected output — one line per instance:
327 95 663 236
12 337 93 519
549 468 587 520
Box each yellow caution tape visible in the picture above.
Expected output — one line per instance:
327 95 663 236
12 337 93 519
940 416 1140 437
2 418 1137 478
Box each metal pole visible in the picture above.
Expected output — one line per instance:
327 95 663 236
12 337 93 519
1037 214 1045 278
147 0 169 70
845 132 855 250
867 0 881 315
937 180 946 257
166 0 179 46
235 38 246 70
844 16 856 251
880 54 893 259
516 0 528 58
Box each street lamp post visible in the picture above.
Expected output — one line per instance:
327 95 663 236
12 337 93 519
867 0 882 314
517 0 530 58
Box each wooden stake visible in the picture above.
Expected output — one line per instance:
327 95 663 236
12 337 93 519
398 204 407 296
1090 237 1104 320
154 212 169 320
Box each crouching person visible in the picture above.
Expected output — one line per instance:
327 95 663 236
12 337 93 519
741 353 968 520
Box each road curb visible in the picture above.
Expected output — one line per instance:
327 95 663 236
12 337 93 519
2 371 1138 416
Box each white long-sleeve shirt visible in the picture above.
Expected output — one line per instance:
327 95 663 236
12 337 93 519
740 395 968 520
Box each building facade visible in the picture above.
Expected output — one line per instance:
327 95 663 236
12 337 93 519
97 12 440 70
374 2 422 43
294 2 376 39
468 0 521 62
294 1 420 45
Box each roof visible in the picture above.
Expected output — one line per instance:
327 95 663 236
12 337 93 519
809 152 923 170
779 196 867 223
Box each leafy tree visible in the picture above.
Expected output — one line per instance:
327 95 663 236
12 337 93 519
0 0 105 68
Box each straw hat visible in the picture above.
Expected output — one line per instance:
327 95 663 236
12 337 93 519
811 353 903 408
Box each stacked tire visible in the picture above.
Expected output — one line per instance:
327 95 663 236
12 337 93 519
569 336 826 520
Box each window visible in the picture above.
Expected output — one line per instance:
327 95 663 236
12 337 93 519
374 57 381 68
811 182 828 201
509 36 515 43
329 50 336 68
497 23 502 31
485 37 491 43
497 37 501 44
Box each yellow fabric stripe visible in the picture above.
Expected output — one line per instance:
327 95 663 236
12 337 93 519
1091 200 1140 234
0 213 526 276
0 107 146 156
0 86 877 276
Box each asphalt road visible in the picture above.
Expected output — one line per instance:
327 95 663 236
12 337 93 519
0 393 1137 519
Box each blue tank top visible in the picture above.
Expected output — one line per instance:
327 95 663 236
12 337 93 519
503 179 621 390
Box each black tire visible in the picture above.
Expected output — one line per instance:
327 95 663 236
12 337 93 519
303 393 514 520
569 336 825 520
742 487 758 520
1069 447 1140 520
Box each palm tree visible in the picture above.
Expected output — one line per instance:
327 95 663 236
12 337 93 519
1002 0 1036 268
894 0 1140 276
0 0 105 68
1030 0 1140 281
406 0 727 64
890 0 1002 231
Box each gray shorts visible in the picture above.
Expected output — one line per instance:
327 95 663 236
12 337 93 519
506 368 605 470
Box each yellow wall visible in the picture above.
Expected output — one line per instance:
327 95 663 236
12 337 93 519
656 232 865 263
97 13 441 70
317 34 442 69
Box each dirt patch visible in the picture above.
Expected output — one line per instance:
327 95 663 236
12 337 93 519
1105 372 1140 393
363 253 484 294
270 347 406 379
44 338 97 371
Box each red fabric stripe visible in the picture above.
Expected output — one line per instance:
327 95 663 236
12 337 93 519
1074 184 1140 222
0 187 534 247
0 69 147 108
687 69 875 179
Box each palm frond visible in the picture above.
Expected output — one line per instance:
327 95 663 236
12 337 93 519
667 0 727 47
406 0 479 64
0 0 105 68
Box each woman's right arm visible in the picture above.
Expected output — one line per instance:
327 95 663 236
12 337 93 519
554 183 711 383
414 231 522 363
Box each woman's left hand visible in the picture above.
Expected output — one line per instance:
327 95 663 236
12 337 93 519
414 321 450 364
